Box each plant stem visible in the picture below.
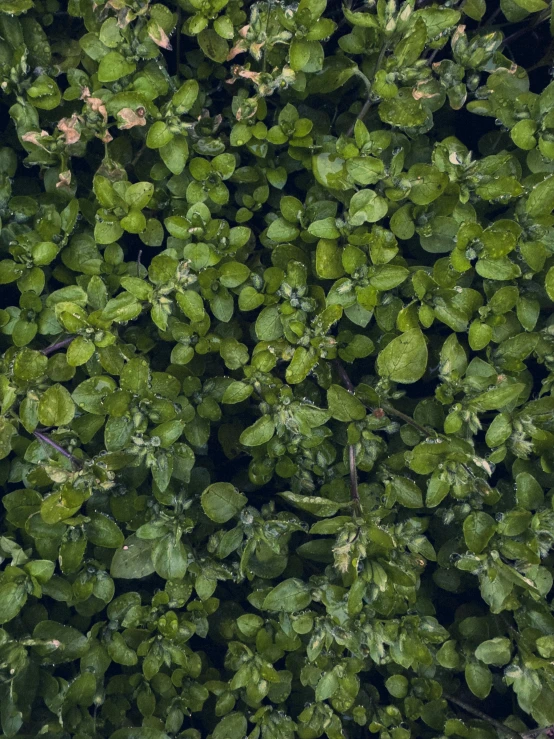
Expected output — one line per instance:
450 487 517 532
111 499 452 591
131 144 146 168
175 7 181 76
334 360 432 437
137 250 142 276
443 694 522 739
427 47 441 66
381 403 434 438
333 361 361 512
346 53 384 137
348 444 361 511
347 97 373 137
41 336 74 356
502 7 550 46
335 360 355 393
353 69 372 97
522 729 554 739
485 6 502 27
33 431 83 468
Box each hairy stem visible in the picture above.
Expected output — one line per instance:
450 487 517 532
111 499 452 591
175 7 181 76
381 403 434 438
131 144 146 168
484 6 502 27
33 431 82 468
522 729 554 739
502 7 550 46
334 361 361 512
41 336 74 356
443 694 522 739
334 360 432 437
348 444 361 511
335 360 355 392
346 50 385 137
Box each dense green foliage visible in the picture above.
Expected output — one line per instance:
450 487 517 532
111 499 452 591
3 0 554 737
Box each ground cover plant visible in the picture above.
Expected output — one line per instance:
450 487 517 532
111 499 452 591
4 0 554 737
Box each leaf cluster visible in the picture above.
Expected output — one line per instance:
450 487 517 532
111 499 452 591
1 1 554 739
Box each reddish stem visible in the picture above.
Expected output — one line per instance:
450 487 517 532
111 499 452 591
41 336 74 356
334 361 361 512
33 431 82 467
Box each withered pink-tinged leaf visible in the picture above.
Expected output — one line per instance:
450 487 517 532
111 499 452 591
117 108 147 130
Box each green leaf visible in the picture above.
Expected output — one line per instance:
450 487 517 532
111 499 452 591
436 640 460 669
0 418 16 460
327 384 366 421
66 336 95 367
286 347 318 384
0 0 34 14
146 121 173 149
263 579 312 612
0 582 27 624
0 260 25 284
370 265 409 291
119 210 146 234
475 638 512 666
201 483 247 523
97 51 136 82
316 240 345 278
465 661 492 699
545 266 554 301
463 511 496 554
316 671 340 702
310 56 356 93
385 675 409 698
125 182 154 209
527 175 554 218
101 293 142 322
515 472 544 509
64 670 96 706
72 376 117 414
160 134 189 175
267 217 300 242
110 535 155 579
152 535 188 579
110 729 170 739
222 381 253 404
536 635 554 658
511 119 537 150
153 419 184 448
198 28 228 62
349 189 388 225
377 329 428 384
32 621 89 663
379 89 428 128
343 6 379 27
176 290 205 322
38 384 75 426
471 383 524 411
172 79 199 112
512 0 547 10
255 305 283 340
85 514 124 548
26 74 60 110
219 261 250 288
309 218 340 239
387 476 423 508
240 416 275 446
279 492 341 517
213 713 247 739
408 164 448 205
